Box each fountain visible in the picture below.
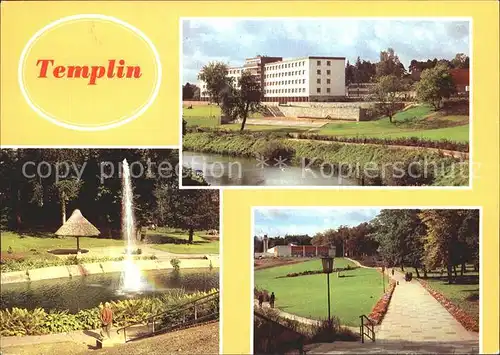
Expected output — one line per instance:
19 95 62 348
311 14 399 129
119 159 148 294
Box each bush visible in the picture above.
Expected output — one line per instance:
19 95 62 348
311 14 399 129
252 139 295 161
0 289 218 336
170 258 180 271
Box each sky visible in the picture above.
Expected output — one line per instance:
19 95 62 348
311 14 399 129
254 208 381 237
182 18 470 83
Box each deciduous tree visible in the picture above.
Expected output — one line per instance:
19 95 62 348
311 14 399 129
372 75 404 122
415 64 456 110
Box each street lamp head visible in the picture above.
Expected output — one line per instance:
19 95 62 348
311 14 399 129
321 256 334 274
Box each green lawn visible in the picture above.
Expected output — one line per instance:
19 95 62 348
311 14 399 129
1 229 219 260
1 231 124 260
183 104 261 119
255 258 388 326
145 228 219 255
184 104 469 143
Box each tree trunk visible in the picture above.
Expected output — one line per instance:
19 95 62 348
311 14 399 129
447 263 453 284
461 262 466 276
414 267 420 278
240 102 250 131
61 191 67 224
188 228 194 244
453 265 458 278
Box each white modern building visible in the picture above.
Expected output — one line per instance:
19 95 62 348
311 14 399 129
199 55 346 103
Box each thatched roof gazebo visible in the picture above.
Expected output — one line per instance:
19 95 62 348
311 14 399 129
55 209 100 253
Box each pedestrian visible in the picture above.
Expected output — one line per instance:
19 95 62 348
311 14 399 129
269 292 275 308
100 302 113 340
391 268 395 276
258 293 264 307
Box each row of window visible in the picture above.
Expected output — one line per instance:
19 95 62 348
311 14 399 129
265 79 306 86
264 69 334 79
264 87 332 94
267 61 305 70
265 88 307 94
265 77 333 86
265 70 305 78
266 59 334 71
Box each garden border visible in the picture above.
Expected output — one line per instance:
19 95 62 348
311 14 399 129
418 279 479 332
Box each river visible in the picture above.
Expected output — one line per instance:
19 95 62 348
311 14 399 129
182 151 358 186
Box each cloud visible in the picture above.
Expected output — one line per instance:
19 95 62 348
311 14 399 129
182 18 470 83
254 207 380 237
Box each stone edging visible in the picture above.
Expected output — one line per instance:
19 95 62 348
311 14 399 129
418 279 478 332
1 257 218 285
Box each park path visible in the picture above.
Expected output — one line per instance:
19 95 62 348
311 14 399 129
375 269 477 343
343 257 479 353
254 298 359 334
346 258 477 342
0 326 144 350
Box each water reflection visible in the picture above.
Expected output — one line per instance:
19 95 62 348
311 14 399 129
182 151 357 186
1 268 219 313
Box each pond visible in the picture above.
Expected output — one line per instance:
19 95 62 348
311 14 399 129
0 268 219 313
182 151 358 186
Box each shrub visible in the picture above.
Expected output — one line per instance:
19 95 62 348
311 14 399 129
252 139 295 161
0 289 218 336
170 258 181 271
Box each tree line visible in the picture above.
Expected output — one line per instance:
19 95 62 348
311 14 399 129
345 50 469 85
0 149 219 243
256 209 479 284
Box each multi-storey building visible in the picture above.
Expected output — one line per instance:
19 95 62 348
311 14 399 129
199 55 346 103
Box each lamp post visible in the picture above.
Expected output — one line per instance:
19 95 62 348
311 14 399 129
321 256 334 322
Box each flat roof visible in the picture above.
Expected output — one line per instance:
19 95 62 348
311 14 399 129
308 56 346 60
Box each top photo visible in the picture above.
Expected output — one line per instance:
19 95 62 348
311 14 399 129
180 18 471 188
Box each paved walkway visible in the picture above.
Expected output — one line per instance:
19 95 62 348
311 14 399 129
376 269 478 344
0 327 133 350
254 299 359 334
59 245 218 261
246 118 327 128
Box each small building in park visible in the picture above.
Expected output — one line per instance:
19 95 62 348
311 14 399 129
450 68 469 94
267 244 335 257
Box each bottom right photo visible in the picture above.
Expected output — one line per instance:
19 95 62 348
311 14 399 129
253 207 480 354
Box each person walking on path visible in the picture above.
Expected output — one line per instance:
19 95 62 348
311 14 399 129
269 292 275 308
100 302 113 340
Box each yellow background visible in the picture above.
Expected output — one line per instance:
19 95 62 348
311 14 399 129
1 0 499 354
1 1 179 146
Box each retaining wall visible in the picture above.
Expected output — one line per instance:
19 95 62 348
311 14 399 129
1 257 219 284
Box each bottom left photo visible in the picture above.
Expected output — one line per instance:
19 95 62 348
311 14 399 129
0 148 220 355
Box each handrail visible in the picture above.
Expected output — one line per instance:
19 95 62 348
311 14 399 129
116 290 219 334
359 314 375 343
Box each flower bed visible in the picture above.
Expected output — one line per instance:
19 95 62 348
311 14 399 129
418 279 479 332
276 266 359 279
367 279 396 324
